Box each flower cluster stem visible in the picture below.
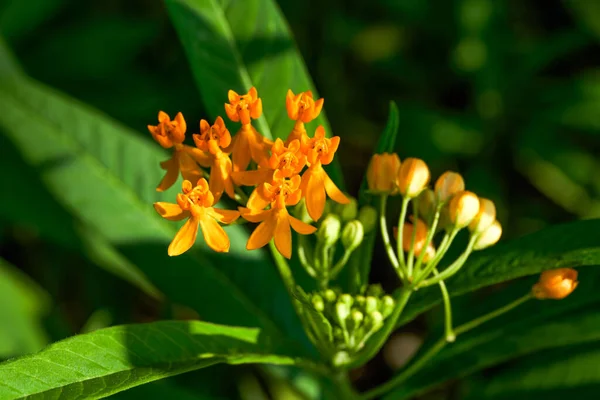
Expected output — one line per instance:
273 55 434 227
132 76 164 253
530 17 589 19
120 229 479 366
379 195 404 280
419 234 477 287
359 293 533 400
395 197 410 274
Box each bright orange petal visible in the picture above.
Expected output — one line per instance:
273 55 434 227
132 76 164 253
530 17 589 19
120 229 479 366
247 214 276 250
289 216 317 235
157 154 179 192
231 169 273 186
199 214 230 252
304 169 326 221
274 210 292 259
154 202 189 221
239 207 270 223
247 185 271 211
209 208 240 224
183 145 211 168
324 173 350 204
209 162 225 203
168 216 199 256
231 129 252 171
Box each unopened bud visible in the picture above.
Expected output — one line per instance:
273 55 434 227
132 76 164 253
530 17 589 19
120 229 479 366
417 189 436 223
336 302 351 322
341 220 364 252
367 153 401 194
449 191 480 228
355 295 366 306
469 198 496 234
381 295 395 318
473 220 502 250
532 268 578 300
435 171 465 204
351 309 364 327
365 296 379 314
338 197 358 221
324 289 337 303
339 294 354 308
366 284 384 297
311 294 325 312
358 206 377 233
317 214 341 247
367 311 384 329
397 158 430 198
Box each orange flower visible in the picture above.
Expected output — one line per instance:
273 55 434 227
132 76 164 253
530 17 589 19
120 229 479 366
224 87 272 171
148 111 206 192
232 138 306 186
532 268 579 300
154 179 240 256
300 126 349 221
367 153 401 194
192 117 235 201
241 171 316 258
285 90 324 145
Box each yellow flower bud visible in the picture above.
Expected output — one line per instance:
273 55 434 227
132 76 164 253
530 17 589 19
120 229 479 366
367 153 401 194
532 268 578 300
397 158 430 198
473 220 502 250
448 191 480 228
434 171 465 204
469 197 496 234
399 219 436 262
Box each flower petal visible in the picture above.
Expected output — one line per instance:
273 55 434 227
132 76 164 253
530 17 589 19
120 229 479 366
247 184 271 211
324 173 350 204
157 154 179 192
239 207 270 223
247 215 276 251
209 208 240 224
168 217 199 256
154 202 189 221
199 214 230 252
231 128 252 172
274 210 292 259
289 216 317 235
304 168 326 221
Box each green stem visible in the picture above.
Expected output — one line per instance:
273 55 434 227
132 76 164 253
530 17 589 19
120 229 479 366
435 269 455 342
419 234 477 288
360 293 533 400
346 288 412 368
413 204 443 277
330 248 354 280
412 227 458 287
395 197 410 271
406 199 419 278
379 195 404 280
334 371 360 399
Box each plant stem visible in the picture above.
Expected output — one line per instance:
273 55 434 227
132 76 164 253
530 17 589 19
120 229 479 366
395 197 410 272
406 199 419 278
359 293 533 400
379 195 404 280
435 269 455 342
412 227 458 287
413 204 442 276
419 234 476 288
334 371 360 399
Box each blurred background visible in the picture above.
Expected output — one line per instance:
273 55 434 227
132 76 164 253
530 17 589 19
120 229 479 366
1 0 599 398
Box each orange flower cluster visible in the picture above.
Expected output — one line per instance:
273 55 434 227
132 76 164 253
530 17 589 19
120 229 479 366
149 88 349 258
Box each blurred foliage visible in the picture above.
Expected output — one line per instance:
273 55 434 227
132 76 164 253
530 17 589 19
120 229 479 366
0 0 599 399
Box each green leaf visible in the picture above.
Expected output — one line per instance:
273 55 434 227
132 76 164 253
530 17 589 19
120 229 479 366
0 258 49 358
397 219 600 326
463 342 600 400
164 0 344 186
376 101 400 154
383 269 600 399
0 61 303 344
0 320 310 399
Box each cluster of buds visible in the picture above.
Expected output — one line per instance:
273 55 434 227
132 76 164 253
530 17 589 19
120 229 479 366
149 88 350 258
367 153 502 286
295 285 395 363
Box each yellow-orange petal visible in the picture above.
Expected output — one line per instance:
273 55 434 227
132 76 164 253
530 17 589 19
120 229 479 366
231 130 252 172
173 112 186 143
157 154 180 192
274 210 292 259
304 169 326 221
324 173 350 205
250 98 262 119
247 214 276 250
228 90 239 103
247 184 272 211
232 169 273 187
199 214 230 252
182 145 211 168
225 103 239 122
209 208 240 224
154 202 189 221
168 216 199 256
289 216 317 235
239 207 270 223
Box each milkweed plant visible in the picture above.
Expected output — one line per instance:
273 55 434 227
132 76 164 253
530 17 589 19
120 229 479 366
0 0 588 399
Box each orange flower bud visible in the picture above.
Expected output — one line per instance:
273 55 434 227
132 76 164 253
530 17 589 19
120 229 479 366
532 268 578 300
367 153 401 194
434 171 465 204
469 198 496 234
397 219 435 262
448 191 480 228
473 220 502 250
397 158 430 198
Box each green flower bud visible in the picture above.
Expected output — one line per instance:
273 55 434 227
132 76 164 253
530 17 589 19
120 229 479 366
324 289 337 303
366 284 384 297
339 294 354 308
365 296 379 314
351 309 364 326
355 295 366 306
341 220 364 252
317 214 342 247
336 302 351 322
367 311 384 329
417 188 436 223
381 295 395 318
358 206 377 233
338 197 358 222
333 327 344 340
311 294 325 312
